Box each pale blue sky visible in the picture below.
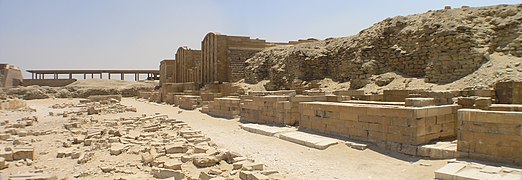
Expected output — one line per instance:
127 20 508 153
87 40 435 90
0 0 519 78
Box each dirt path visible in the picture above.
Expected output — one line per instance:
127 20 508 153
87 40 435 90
124 98 448 180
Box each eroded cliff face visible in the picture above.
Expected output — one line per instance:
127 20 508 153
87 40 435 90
244 4 522 90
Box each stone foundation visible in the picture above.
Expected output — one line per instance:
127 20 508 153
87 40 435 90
206 97 241 118
457 108 522 166
299 102 459 146
178 95 202 110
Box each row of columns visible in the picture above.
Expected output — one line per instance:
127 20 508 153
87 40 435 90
31 73 158 81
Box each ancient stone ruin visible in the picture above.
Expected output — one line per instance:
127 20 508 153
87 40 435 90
2 3 522 180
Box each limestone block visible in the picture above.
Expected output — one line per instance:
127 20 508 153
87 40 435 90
141 152 155 164
110 143 126 155
8 173 57 180
457 97 476 107
475 97 492 108
0 157 8 169
434 163 466 180
192 154 220 168
13 146 34 160
165 143 188 154
164 160 182 170
405 98 435 107
77 152 94 164
152 168 185 179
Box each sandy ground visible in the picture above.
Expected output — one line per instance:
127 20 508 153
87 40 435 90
0 98 450 180
126 98 448 180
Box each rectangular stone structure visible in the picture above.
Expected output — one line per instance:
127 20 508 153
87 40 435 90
299 102 459 146
159 59 176 86
206 97 241 118
178 95 202 110
457 109 522 166
201 32 272 84
495 81 522 104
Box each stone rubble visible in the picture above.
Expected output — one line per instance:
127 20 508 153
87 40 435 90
0 97 285 179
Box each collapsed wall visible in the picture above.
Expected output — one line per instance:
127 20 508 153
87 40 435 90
244 4 522 90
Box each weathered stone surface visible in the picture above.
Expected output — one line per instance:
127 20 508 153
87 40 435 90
13 146 34 160
77 152 94 164
163 160 182 170
141 152 155 164
279 131 338 150
8 173 57 180
110 143 126 155
192 154 220 168
165 143 188 154
0 157 8 169
151 168 185 179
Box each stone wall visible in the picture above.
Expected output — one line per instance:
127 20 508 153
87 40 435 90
178 95 202 110
201 32 271 84
240 95 290 126
159 59 176 86
495 81 522 104
0 64 23 87
299 102 459 146
175 47 202 85
245 5 522 89
206 97 241 118
457 108 522 166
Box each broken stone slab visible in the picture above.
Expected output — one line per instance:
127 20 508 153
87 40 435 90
405 98 436 107
417 141 457 159
345 141 368 150
56 149 72 158
141 152 155 164
72 135 86 144
199 171 216 180
77 152 94 164
242 163 264 171
164 143 188 154
240 171 269 180
151 168 185 179
8 173 57 180
239 123 296 137
0 149 13 161
279 131 338 150
434 162 467 180
192 154 221 168
163 160 182 170
0 157 8 169
100 165 115 173
110 143 126 155
0 133 10 140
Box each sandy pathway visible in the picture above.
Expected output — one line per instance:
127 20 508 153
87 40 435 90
124 98 448 180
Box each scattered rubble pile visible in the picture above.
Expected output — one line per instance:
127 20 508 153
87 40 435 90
48 95 137 117
244 4 522 90
0 116 40 173
1 96 284 179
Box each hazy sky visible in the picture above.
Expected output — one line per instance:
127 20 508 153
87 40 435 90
0 0 520 78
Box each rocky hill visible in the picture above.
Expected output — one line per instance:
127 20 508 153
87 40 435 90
244 4 522 92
